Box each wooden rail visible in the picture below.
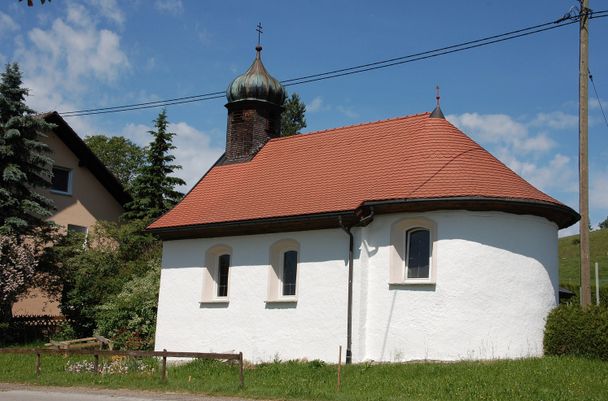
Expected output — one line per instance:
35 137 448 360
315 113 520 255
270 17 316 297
0 348 244 386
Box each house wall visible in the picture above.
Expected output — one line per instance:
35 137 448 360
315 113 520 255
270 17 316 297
43 130 124 229
358 211 559 362
155 210 559 363
12 130 124 317
155 229 350 363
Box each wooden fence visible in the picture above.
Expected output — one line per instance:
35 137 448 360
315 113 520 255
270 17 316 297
0 348 244 386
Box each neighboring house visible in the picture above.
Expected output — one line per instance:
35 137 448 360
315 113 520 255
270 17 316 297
149 46 579 363
12 112 131 317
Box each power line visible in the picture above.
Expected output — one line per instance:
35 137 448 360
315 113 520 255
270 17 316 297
60 10 608 117
589 68 608 129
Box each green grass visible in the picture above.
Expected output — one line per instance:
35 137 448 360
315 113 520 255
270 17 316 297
1 354 607 401
559 228 608 288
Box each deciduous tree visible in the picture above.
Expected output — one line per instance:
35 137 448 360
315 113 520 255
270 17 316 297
84 135 145 190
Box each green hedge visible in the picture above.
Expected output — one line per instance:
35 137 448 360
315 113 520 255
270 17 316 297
544 304 608 360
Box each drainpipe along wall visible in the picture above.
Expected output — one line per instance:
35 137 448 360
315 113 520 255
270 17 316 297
339 208 374 364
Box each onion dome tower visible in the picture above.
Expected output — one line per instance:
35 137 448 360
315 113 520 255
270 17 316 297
224 44 286 163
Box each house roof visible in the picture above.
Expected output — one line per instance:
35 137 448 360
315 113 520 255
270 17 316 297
39 111 132 206
148 112 578 239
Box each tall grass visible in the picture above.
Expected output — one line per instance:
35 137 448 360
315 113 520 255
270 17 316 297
1 354 607 401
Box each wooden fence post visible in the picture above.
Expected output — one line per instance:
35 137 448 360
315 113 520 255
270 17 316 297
94 353 99 374
35 352 41 376
337 345 342 391
161 349 168 382
239 352 244 388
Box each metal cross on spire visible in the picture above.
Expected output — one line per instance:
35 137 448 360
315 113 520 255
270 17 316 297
436 85 441 107
256 22 263 46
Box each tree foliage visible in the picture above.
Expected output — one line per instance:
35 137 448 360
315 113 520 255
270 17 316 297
600 217 608 230
281 92 307 136
96 259 160 350
0 63 55 236
0 236 39 321
124 110 185 220
84 135 145 190
57 219 160 338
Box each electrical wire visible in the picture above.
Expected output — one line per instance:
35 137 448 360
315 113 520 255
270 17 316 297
60 10 608 117
589 68 608 129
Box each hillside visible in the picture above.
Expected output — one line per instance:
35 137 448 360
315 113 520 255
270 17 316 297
559 228 608 288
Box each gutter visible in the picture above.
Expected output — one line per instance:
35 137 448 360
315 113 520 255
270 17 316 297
339 207 374 364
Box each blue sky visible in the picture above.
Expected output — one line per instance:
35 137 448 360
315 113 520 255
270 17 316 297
0 0 606 235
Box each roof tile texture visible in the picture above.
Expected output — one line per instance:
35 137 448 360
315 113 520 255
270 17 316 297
149 113 561 229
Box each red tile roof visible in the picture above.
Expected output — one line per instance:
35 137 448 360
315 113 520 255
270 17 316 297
148 113 577 234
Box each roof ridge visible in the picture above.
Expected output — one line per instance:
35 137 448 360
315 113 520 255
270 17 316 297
270 111 431 142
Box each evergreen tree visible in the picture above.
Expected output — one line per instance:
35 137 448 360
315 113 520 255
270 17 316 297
0 63 54 236
281 92 307 136
124 109 185 220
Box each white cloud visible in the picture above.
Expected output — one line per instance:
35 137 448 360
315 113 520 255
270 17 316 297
89 0 125 25
590 170 608 211
530 111 578 130
13 3 129 114
307 96 324 113
119 121 223 191
0 12 19 37
154 0 184 15
447 112 575 194
337 105 358 119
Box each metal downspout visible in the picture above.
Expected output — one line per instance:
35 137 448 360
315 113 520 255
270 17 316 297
339 208 374 364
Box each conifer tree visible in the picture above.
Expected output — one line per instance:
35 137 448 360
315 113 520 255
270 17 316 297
0 63 54 236
281 93 307 136
124 109 185 220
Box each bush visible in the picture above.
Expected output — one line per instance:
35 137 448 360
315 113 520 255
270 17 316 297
544 303 608 360
96 258 160 350
559 283 608 306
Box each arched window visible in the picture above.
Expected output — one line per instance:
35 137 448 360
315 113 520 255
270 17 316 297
282 250 298 296
405 228 430 279
389 217 437 284
216 254 231 297
202 245 232 303
268 239 300 302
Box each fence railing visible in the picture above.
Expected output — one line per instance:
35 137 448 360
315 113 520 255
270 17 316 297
0 348 244 386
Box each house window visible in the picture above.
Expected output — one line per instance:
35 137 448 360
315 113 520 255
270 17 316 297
282 250 298 296
389 217 437 284
217 254 230 297
405 228 430 279
51 167 72 194
268 239 300 302
202 245 232 303
67 224 88 248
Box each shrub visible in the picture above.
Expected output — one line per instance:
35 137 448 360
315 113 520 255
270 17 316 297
96 258 160 350
544 303 608 360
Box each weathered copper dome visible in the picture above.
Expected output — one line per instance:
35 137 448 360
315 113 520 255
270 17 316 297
226 45 286 106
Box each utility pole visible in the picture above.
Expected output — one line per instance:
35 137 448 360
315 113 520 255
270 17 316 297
579 0 591 306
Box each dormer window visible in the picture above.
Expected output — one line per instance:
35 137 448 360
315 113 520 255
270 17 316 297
51 166 72 195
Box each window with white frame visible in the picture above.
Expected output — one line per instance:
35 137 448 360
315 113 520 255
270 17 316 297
202 245 232 303
267 239 300 302
389 217 437 284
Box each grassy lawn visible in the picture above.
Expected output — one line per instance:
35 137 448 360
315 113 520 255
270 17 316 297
0 354 607 401
559 228 608 288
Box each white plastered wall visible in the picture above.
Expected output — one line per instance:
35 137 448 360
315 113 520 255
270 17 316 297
358 210 559 362
155 210 559 363
155 229 350 363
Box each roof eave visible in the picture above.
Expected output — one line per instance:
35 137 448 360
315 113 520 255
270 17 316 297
147 197 579 240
